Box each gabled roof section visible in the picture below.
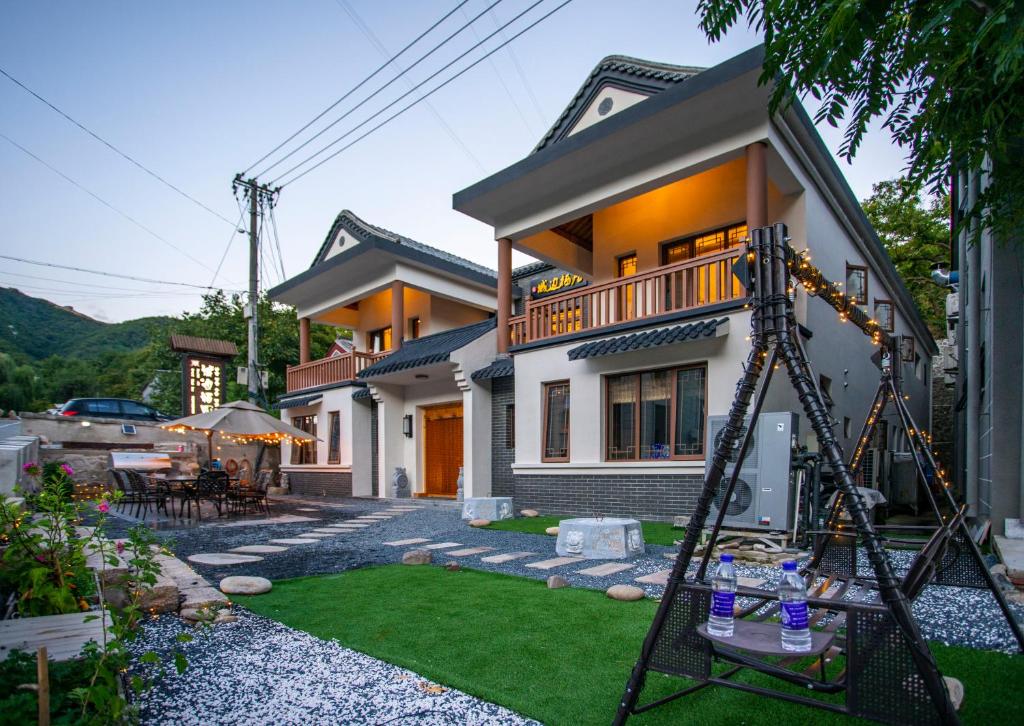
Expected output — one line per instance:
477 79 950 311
357 318 496 379
534 55 703 154
310 209 495 279
567 317 728 360
471 356 514 381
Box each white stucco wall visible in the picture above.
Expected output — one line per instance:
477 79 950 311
279 385 357 474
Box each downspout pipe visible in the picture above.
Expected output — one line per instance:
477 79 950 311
965 171 981 517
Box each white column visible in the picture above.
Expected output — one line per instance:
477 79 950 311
456 368 492 498
372 384 405 499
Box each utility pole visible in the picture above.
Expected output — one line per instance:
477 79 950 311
232 175 279 405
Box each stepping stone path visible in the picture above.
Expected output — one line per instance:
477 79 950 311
525 556 583 570
312 528 346 534
188 553 264 566
383 538 431 546
220 576 273 595
297 532 336 538
296 508 319 512
229 545 289 554
269 538 321 545
219 515 319 528
445 547 494 557
334 523 370 528
635 569 671 585
480 551 535 564
423 542 463 550
576 562 635 577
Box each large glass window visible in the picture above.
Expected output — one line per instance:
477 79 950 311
290 415 317 465
542 382 570 461
873 299 894 332
605 365 707 461
663 223 747 264
327 411 341 464
367 326 392 353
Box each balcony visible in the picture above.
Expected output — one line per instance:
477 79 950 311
509 248 745 346
286 350 388 393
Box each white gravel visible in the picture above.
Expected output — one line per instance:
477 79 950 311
131 610 537 726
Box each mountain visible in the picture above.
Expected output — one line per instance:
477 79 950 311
0 287 172 361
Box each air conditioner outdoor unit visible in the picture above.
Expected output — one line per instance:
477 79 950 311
705 412 798 531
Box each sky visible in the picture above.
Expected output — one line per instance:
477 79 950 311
0 0 908 323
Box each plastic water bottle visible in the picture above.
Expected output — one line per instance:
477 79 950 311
707 554 737 637
778 560 812 652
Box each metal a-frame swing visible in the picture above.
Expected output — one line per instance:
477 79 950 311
613 224 1018 726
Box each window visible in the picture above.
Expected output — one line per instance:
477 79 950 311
845 264 868 307
819 375 834 409
873 299 894 332
88 400 121 415
121 401 152 418
662 223 747 265
408 317 421 340
605 365 707 461
505 404 515 449
290 415 317 464
367 326 392 354
542 382 570 461
617 253 638 319
617 253 637 277
327 411 341 464
900 335 915 363
843 417 852 438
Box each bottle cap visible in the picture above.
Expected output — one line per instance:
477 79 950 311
782 560 797 571
720 554 734 563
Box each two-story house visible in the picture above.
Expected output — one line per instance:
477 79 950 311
269 210 499 499
455 47 937 520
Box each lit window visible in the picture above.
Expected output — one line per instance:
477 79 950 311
408 317 421 340
291 415 317 465
368 326 392 353
845 265 868 307
542 382 570 461
618 253 637 277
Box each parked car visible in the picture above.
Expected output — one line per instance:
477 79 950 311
58 398 174 422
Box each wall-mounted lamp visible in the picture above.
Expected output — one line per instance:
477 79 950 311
402 414 413 438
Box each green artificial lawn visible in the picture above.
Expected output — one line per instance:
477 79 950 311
485 515 683 547
236 566 1020 725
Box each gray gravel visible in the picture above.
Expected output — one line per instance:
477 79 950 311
130 609 537 726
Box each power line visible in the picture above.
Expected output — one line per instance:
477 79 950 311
209 201 247 289
269 205 287 282
336 0 486 174
0 253 244 291
0 131 222 275
244 0 474 175
0 65 237 227
277 0 575 187
254 0 505 178
0 270 202 295
489 7 547 126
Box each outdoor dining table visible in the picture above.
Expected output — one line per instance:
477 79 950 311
152 474 242 519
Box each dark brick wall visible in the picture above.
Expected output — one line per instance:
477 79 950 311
370 401 379 497
490 377 515 498
288 470 352 498
512 473 704 522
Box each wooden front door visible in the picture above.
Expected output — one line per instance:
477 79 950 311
422 403 463 496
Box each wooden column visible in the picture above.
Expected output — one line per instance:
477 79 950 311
298 317 311 364
497 237 512 355
391 280 404 352
746 142 768 230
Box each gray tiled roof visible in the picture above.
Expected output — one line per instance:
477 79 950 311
272 392 323 410
567 317 727 361
534 55 703 153
471 356 514 381
358 318 497 379
351 387 372 401
312 209 496 279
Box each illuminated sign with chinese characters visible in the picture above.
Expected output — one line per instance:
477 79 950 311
530 271 587 299
185 357 224 415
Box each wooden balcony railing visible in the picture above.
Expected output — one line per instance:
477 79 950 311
509 248 745 346
286 350 388 392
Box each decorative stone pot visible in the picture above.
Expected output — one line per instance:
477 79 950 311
456 467 465 502
392 467 410 498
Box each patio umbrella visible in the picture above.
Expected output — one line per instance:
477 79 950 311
160 400 317 465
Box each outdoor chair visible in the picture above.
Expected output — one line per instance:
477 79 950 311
108 469 142 516
124 469 169 519
195 469 230 517
227 468 272 516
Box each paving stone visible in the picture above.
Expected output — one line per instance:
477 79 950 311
606 584 645 601
331 523 370 528
220 576 273 595
296 508 319 512
218 515 319 528
269 538 321 545
229 545 289 554
382 538 432 546
525 556 583 570
480 551 535 564
422 542 463 550
296 532 337 538
635 569 671 585
311 528 347 534
576 562 635 577
445 547 495 557
187 553 264 566
180 586 229 610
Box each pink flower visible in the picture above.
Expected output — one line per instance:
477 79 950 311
115 541 125 554
97 501 110 513
61 463 74 476
22 462 40 477
35 554 47 563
